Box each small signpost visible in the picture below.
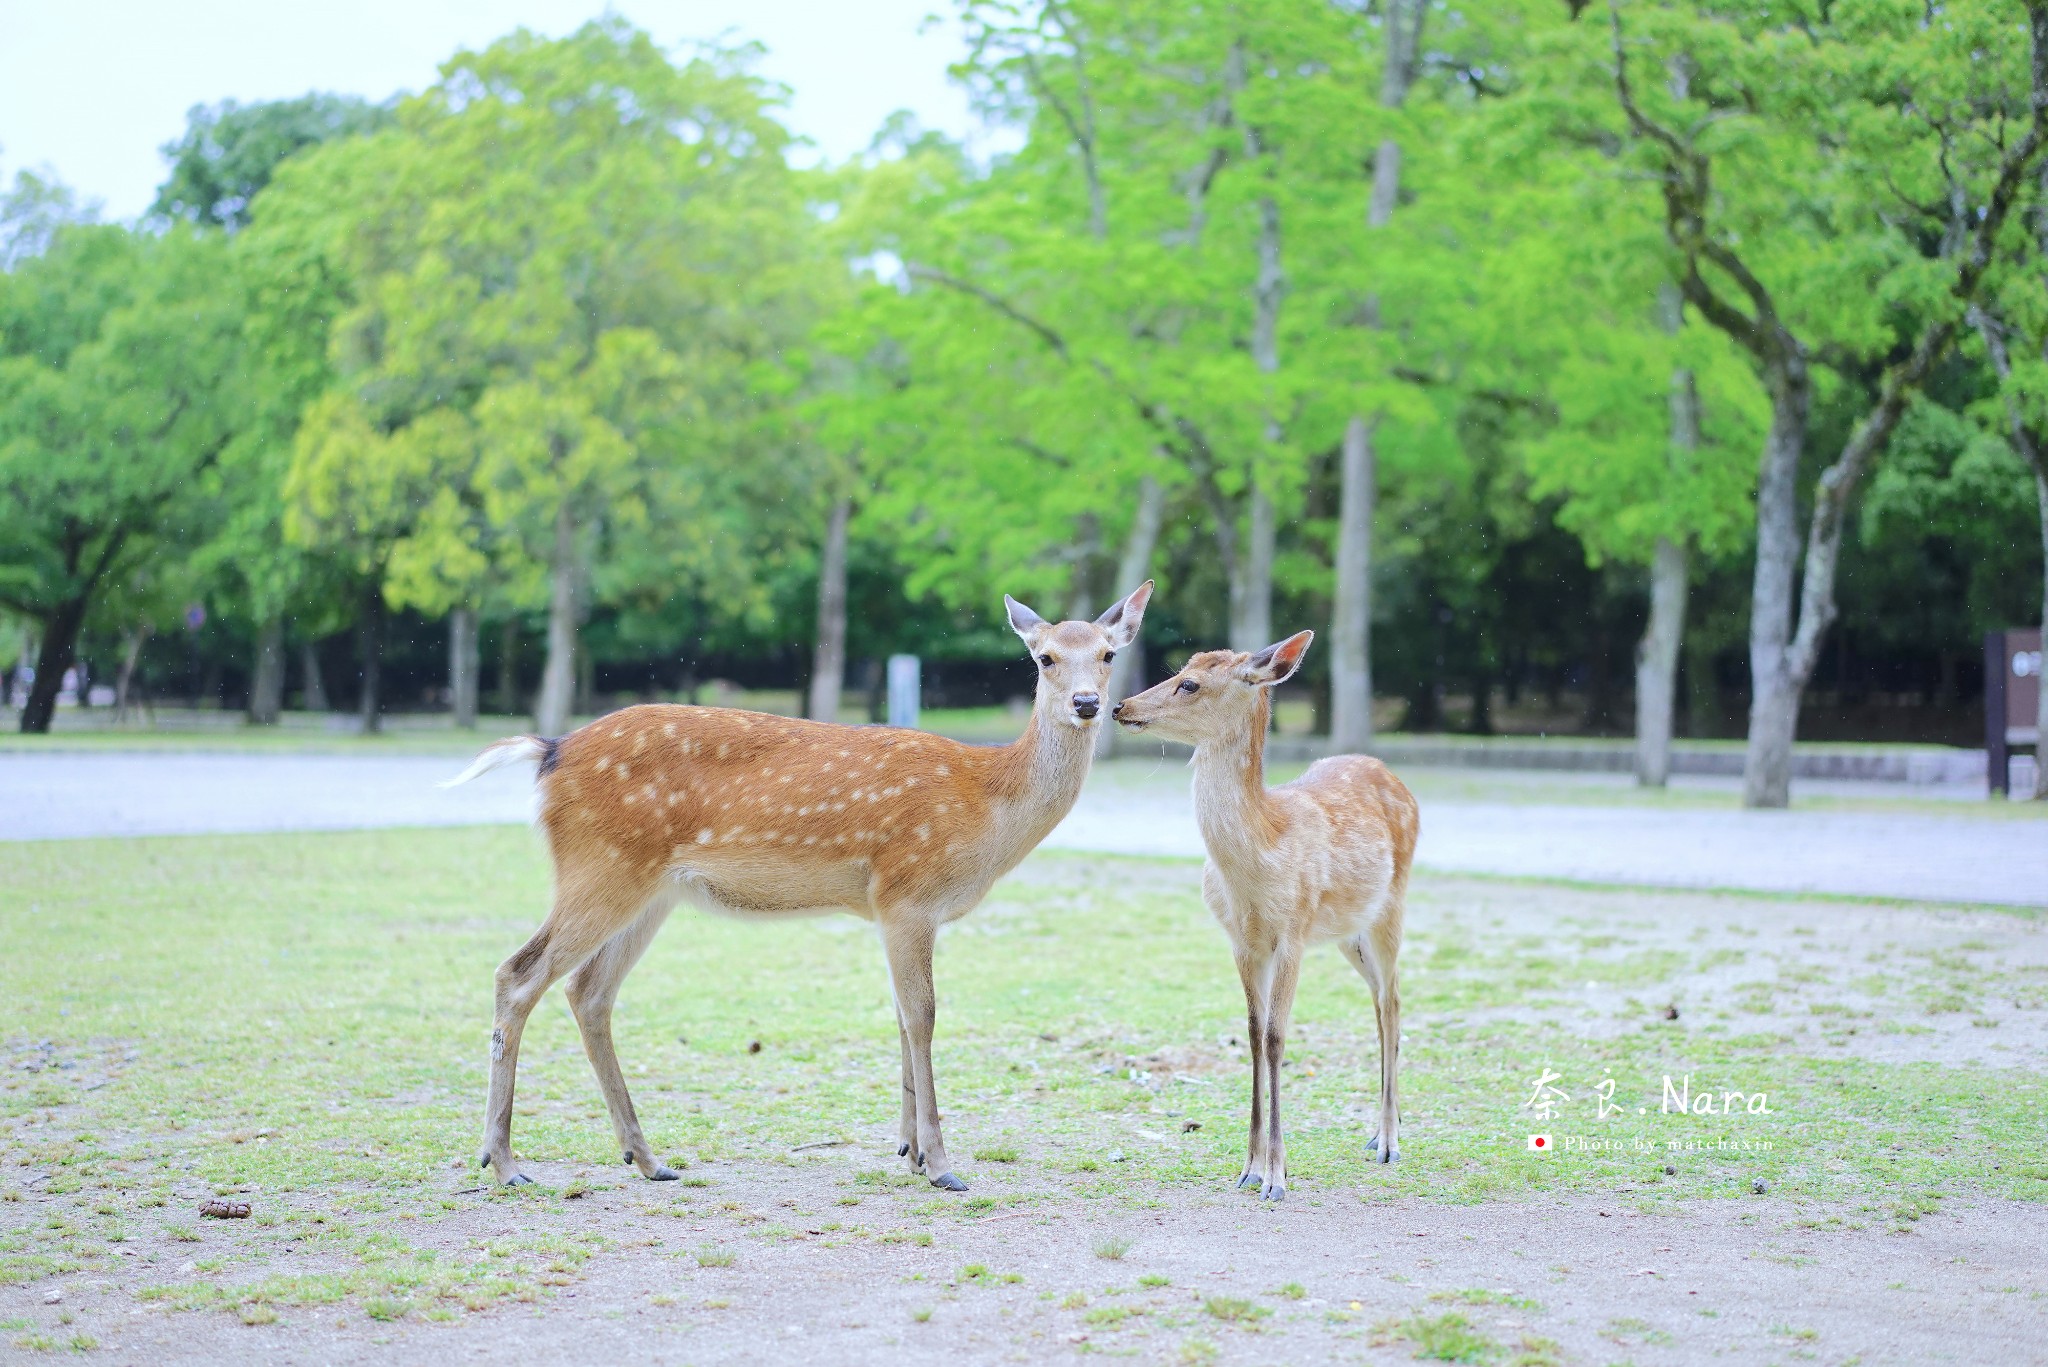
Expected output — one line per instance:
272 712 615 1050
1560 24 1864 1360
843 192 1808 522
886 654 921 731
1985 628 2042 796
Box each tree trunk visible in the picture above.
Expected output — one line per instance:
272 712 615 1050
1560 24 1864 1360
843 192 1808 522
301 640 329 711
2034 462 2048 799
1331 415 1377 751
1637 289 1697 787
1066 512 1103 620
18 596 88 734
534 504 579 737
1229 186 1284 656
1230 484 1275 652
248 615 285 725
495 620 518 717
1331 4 1419 735
808 497 852 724
1740 365 1813 808
114 625 149 721
1098 473 1167 757
1635 537 1688 787
576 635 596 719
449 607 479 730
357 589 384 735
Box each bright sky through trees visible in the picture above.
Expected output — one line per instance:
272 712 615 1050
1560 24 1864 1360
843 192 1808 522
0 0 979 218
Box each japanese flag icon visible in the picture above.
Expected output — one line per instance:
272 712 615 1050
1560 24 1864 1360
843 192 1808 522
1527 1134 1552 1152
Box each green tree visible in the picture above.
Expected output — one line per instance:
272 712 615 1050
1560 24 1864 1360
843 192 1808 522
260 21 828 735
1586 0 2048 806
152 94 390 232
0 221 241 732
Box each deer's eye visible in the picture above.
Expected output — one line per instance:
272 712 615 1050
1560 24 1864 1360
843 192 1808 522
1177 679 1199 694
1038 654 1054 668
1102 651 1116 665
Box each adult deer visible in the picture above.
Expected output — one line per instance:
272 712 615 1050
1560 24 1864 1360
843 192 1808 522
446 582 1152 1192
1112 630 1416 1200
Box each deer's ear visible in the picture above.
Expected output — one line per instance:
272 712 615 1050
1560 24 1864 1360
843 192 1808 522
1005 595 1048 645
1093 579 1153 650
1236 629 1314 686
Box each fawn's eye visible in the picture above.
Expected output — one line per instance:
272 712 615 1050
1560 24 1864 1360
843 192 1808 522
1102 651 1116 665
1177 679 1199 694
1038 653 1054 668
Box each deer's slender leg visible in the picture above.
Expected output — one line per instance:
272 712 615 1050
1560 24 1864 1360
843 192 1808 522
565 900 677 1181
1260 945 1304 1201
1343 924 1403 1163
481 882 643 1187
893 1006 919 1169
1234 949 1271 1191
880 916 964 1191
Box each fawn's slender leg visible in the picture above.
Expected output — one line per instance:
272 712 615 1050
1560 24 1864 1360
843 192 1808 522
880 916 964 1191
1343 927 1403 1163
1235 950 1271 1191
564 901 677 1181
1259 946 1305 1201
482 879 644 1186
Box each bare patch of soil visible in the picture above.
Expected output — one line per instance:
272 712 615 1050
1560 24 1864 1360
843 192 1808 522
5 1156 2044 1364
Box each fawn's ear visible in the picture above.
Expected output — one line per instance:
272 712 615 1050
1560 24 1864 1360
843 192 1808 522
1005 595 1049 646
1093 579 1153 651
1236 629 1314 686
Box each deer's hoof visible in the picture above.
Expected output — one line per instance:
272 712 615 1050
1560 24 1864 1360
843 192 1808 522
930 1172 969 1192
1261 1181 1286 1202
1365 1133 1379 1151
1235 1171 1261 1191
501 1173 534 1188
649 1165 682 1181
1376 1144 1400 1164
897 1142 911 1158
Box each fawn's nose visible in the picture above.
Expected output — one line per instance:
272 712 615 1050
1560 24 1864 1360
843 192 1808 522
1072 693 1101 719
1110 700 1126 719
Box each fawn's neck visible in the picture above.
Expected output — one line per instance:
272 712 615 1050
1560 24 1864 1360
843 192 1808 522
1190 690 1279 870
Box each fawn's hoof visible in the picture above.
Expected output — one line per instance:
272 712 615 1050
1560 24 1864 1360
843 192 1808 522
1261 1181 1286 1202
650 1165 682 1181
1235 1171 1261 1191
501 1173 534 1188
930 1172 969 1192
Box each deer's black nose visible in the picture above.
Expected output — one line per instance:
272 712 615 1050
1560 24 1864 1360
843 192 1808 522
1110 700 1126 719
1073 693 1101 719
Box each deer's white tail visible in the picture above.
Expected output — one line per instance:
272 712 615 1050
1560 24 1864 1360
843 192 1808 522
441 736 553 789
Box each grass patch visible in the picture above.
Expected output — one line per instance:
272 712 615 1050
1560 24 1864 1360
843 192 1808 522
693 1245 735 1268
1093 1234 1132 1260
1375 1311 1500 1363
1203 1296 1270 1324
0 825 2040 1328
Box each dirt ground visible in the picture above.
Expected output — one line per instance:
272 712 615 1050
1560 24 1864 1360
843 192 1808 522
6 1155 2045 1365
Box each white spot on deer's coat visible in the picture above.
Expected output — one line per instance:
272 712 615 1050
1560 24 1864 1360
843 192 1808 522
936 764 951 776
663 724 676 737
915 825 930 841
696 829 713 844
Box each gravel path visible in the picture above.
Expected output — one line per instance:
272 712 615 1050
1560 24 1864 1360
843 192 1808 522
4 750 2043 906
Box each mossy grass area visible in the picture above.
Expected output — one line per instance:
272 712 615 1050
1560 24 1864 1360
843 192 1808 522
2 827 2043 1328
